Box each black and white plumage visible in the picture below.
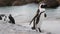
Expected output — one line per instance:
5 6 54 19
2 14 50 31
0 14 15 24
36 2 47 32
8 14 15 24
30 2 47 32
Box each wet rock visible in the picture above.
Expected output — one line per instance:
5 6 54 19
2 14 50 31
0 0 37 6
43 0 59 8
0 0 9 6
12 0 27 6
12 0 37 6
57 0 60 5
0 0 59 7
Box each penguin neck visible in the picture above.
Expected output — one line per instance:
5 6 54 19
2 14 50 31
38 7 45 12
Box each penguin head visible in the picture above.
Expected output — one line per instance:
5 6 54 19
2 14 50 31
38 2 47 12
9 14 12 17
39 3 47 8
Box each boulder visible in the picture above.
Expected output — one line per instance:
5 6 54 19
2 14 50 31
0 0 59 7
12 0 36 6
44 0 59 8
12 0 27 6
0 0 9 6
57 0 60 5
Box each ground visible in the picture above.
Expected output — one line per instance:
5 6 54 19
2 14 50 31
0 19 60 34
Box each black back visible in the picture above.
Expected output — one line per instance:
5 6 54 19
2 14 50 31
9 14 15 24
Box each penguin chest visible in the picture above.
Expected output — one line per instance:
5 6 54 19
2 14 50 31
36 13 45 28
40 13 45 21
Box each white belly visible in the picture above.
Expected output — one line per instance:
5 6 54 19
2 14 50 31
37 13 45 28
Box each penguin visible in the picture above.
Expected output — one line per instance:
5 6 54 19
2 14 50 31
0 14 9 23
35 2 47 32
3 15 10 23
30 9 40 30
30 2 47 32
8 14 15 24
0 14 5 20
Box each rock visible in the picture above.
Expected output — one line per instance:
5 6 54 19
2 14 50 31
0 0 40 6
0 0 59 7
7 0 16 6
12 0 27 6
0 0 9 6
12 0 37 6
57 0 60 5
43 0 59 8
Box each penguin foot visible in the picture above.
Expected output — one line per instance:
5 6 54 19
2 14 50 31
38 28 41 32
31 27 36 30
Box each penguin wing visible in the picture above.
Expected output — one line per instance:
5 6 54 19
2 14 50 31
44 13 47 17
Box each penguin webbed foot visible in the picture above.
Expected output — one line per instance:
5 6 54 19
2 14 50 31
38 28 41 32
31 27 36 30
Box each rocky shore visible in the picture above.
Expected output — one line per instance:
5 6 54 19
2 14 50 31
0 0 59 8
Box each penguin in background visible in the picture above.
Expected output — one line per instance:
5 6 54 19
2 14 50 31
30 2 47 32
8 14 15 24
0 14 5 20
